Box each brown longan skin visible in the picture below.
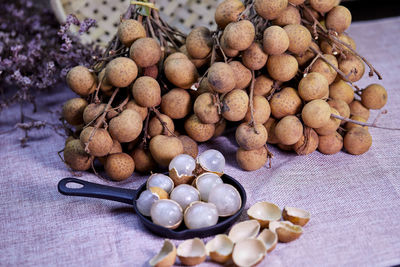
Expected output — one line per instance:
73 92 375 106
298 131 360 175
214 0 245 29
263 117 279 144
117 19 146 47
267 54 298 82
270 87 302 119
315 107 341 136
284 24 312 55
275 115 303 145
194 93 220 124
66 66 96 96
220 34 239 57
105 153 135 181
236 146 268 171
131 148 157 173
164 52 188 64
98 68 112 92
309 0 335 13
142 65 159 79
148 114 175 137
255 0 288 20
345 115 368 131
289 0 305 5
161 88 192 119
310 54 338 84
80 127 113 157
213 119 227 138
349 100 370 120
180 44 210 69
298 72 329 101
207 62 236 94
98 139 123 165
184 114 215 142
106 57 138 88
228 61 252 90
178 135 199 159
318 132 343 155
108 109 143 143
149 135 184 167
273 5 301 26
222 89 249 121
295 41 320 66
263 26 289 55
338 54 365 82
131 76 161 107
125 100 148 121
244 96 271 124
83 103 106 125
293 127 319 155
361 84 388 110
328 99 350 125
164 58 199 89
302 99 331 128
254 75 274 96
241 42 268 71
320 33 356 55
344 127 372 155
64 139 92 171
129 38 161 68
186 27 213 59
329 79 354 104
236 123 268 151
326 6 352 33
224 20 255 51
62 98 88 126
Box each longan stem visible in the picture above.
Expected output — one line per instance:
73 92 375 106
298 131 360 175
214 32 228 63
141 109 151 147
331 113 400 131
303 53 320 74
248 70 259 134
151 107 176 137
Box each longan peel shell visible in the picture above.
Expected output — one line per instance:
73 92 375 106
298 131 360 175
263 26 289 55
117 19 146 47
131 147 157 174
178 135 199 159
164 58 199 89
236 146 268 171
244 96 271 124
236 123 268 151
105 153 135 181
310 54 338 84
131 76 161 107
302 100 332 128
298 72 329 101
275 115 303 145
66 66 96 97
338 54 365 82
105 57 138 88
255 0 288 20
254 75 274 97
361 84 388 110
184 114 216 142
186 27 213 59
273 5 301 26
267 54 298 82
125 100 148 121
270 87 302 119
215 0 245 29
207 62 236 94
241 42 268 70
318 131 343 155
329 79 354 104
282 207 310 227
284 24 312 55
326 5 352 33
309 0 335 13
222 89 249 121
328 99 350 125
293 127 319 155
148 114 175 137
344 127 372 155
224 20 255 51
228 61 252 90
349 100 370 120
80 127 113 157
109 109 143 143
161 88 192 119
129 38 161 68
315 108 341 136
63 139 92 171
149 135 184 167
194 92 221 124
62 98 88 126
264 117 280 144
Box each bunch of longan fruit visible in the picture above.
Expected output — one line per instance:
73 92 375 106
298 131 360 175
62 0 389 178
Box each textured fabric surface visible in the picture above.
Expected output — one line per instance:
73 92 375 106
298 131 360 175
1 17 400 267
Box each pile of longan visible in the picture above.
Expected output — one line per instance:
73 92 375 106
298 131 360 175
62 0 388 177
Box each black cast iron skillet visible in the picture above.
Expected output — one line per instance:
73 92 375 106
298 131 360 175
58 174 246 239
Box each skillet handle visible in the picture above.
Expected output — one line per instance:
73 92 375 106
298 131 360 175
58 178 136 205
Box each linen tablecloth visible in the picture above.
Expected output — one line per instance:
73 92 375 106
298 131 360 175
1 17 400 266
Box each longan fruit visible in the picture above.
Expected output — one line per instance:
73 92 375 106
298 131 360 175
131 147 157 173
129 38 161 68
315 107 341 135
303 6 322 22
98 139 123 165
310 54 338 84
278 143 293 151
267 54 298 82
295 41 320 66
105 153 135 181
196 78 212 95
149 135 184 167
222 89 249 121
207 62 236 93
361 84 388 110
263 117 279 144
186 27 213 59
263 26 289 55
106 57 138 88
161 88 192 119
178 135 199 159
302 99 331 128
345 115 368 131
224 20 255 51
65 136 75 145
131 76 161 107
148 114 175 137
298 72 329 101
273 5 301 26
63 139 92 171
328 99 350 124
320 33 356 55
98 68 113 93
228 61 252 90
326 5 352 33
244 96 271 124
338 54 365 82
62 98 88 126
318 131 343 155
270 87 302 119
164 58 199 89
349 100 370 120
184 114 215 142
236 123 268 150
289 0 305 5
254 75 274 96
164 52 188 64
255 0 288 20
309 0 335 13
80 126 113 157
117 19 146 47
82 103 106 124
284 24 311 55
214 0 245 29
329 79 354 104
66 66 96 96
293 127 319 155
108 109 143 143
344 127 372 155
275 115 303 145
180 45 210 69
242 42 268 70
236 146 268 171
125 99 148 121
213 119 227 138
194 92 220 124
142 65 159 79
220 34 239 57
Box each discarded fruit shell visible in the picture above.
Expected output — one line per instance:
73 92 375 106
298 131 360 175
205 234 234 263
228 220 260 243
247 201 282 228
149 239 177 267
232 238 267 267
269 220 303 243
169 167 195 186
282 206 311 226
169 154 196 185
195 149 225 176
257 229 278 253
177 238 207 266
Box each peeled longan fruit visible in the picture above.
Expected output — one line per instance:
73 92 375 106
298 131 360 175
298 72 329 101
309 0 335 13
311 54 338 84
236 123 268 150
346 115 368 131
293 127 319 155
264 117 279 144
80 127 113 157
295 41 320 66
66 66 96 96
349 100 370 120
254 75 274 96
106 57 138 88
344 127 372 155
62 98 88 126
117 19 146 47
361 84 388 110
184 114 215 142
270 87 302 119
244 96 271 124
131 147 157 173
108 109 142 143
326 6 352 33
214 0 245 29
186 27 212 59
207 62 236 93
263 26 289 55
267 54 298 82
275 115 303 145
315 107 341 135
83 103 106 124
148 114 175 137
161 88 192 119
318 131 343 155
302 99 331 128
64 139 92 171
328 99 350 124
131 76 161 107
338 54 365 82
213 119 227 137
149 135 184 167
178 135 199 159
255 0 288 20
284 24 311 55
105 153 135 181
222 89 249 121
125 99 148 121
273 5 301 26
129 38 161 68
194 92 220 124
220 34 239 57
329 79 354 104
164 58 198 89
229 61 252 90
241 42 268 70
224 20 255 51
236 146 268 171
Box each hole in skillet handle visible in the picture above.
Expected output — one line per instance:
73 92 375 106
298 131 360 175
135 173 247 239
